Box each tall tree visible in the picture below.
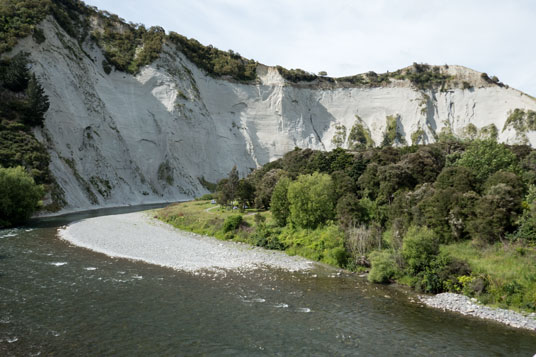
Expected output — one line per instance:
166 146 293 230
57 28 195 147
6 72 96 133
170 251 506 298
23 73 49 127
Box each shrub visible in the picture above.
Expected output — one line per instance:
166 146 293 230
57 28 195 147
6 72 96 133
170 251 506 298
368 250 398 283
402 226 439 274
222 215 242 233
413 252 471 293
196 193 214 201
251 225 284 250
279 224 347 267
0 166 44 227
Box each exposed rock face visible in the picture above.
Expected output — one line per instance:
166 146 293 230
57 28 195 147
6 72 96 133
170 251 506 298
11 18 536 212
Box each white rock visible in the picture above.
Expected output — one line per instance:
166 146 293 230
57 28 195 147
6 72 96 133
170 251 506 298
9 17 536 213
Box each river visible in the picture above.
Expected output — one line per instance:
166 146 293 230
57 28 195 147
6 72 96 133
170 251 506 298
1 205 535 356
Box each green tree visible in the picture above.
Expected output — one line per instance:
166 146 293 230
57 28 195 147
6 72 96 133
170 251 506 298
236 179 255 211
217 166 239 207
253 169 286 209
287 172 336 229
469 183 522 244
23 73 49 127
0 166 44 227
270 176 291 226
0 52 30 91
454 140 518 183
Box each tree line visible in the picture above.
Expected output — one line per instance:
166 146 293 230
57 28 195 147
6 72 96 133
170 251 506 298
211 141 536 310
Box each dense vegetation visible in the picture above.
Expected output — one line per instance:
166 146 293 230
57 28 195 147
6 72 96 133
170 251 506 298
168 33 257 81
0 166 44 227
160 140 536 312
0 52 51 225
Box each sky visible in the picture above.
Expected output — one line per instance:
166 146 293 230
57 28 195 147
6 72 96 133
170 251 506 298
84 0 536 96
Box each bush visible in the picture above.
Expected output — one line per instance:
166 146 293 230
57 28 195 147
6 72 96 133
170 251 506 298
222 215 242 233
402 226 439 274
251 225 284 250
196 193 214 201
413 252 471 293
0 166 44 227
279 224 347 267
368 250 398 283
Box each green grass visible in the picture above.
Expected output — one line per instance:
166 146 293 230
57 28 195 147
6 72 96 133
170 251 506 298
442 241 536 312
156 200 271 240
156 200 346 267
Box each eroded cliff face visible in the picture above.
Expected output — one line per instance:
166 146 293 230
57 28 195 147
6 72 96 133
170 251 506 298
10 18 536 212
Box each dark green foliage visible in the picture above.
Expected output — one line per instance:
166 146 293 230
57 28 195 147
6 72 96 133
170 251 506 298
216 166 239 206
0 166 44 227
32 27 45 43
435 166 477 192
168 32 257 81
336 193 368 227
0 130 51 184
0 0 51 54
102 60 112 74
392 63 452 90
469 183 523 244
23 73 49 127
270 177 291 226
251 224 284 250
413 252 471 293
481 72 503 86
222 215 243 233
252 169 286 209
421 188 478 243
276 66 317 82
0 53 52 186
237 179 255 210
0 52 30 91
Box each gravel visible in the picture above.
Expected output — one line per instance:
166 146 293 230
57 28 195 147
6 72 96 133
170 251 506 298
57 211 315 273
420 293 536 332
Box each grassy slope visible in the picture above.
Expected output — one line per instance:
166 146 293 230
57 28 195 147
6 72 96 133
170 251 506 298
156 200 346 267
157 200 272 240
442 241 536 311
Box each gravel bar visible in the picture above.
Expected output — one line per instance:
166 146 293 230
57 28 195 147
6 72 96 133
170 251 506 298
57 211 315 272
420 293 536 332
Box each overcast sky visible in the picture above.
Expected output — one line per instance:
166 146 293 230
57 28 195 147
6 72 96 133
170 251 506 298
84 0 536 95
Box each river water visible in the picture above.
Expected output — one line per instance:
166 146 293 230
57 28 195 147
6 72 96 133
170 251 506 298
1 206 535 356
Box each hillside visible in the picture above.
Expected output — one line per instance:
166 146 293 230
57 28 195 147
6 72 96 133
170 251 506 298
2 0 536 213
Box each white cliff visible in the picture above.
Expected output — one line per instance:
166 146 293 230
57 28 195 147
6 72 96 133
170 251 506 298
10 17 536 212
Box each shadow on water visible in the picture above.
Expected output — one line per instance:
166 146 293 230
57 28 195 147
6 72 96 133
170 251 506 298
26 202 176 228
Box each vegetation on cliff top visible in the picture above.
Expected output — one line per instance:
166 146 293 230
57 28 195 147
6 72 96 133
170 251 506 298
2 1 509 90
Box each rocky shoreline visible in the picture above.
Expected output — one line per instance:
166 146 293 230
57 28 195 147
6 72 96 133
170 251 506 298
57 211 316 273
420 293 536 332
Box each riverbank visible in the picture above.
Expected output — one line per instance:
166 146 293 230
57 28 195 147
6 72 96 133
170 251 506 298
420 293 536 331
57 211 316 273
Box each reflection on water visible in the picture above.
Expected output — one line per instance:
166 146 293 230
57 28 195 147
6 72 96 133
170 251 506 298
1 206 535 356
